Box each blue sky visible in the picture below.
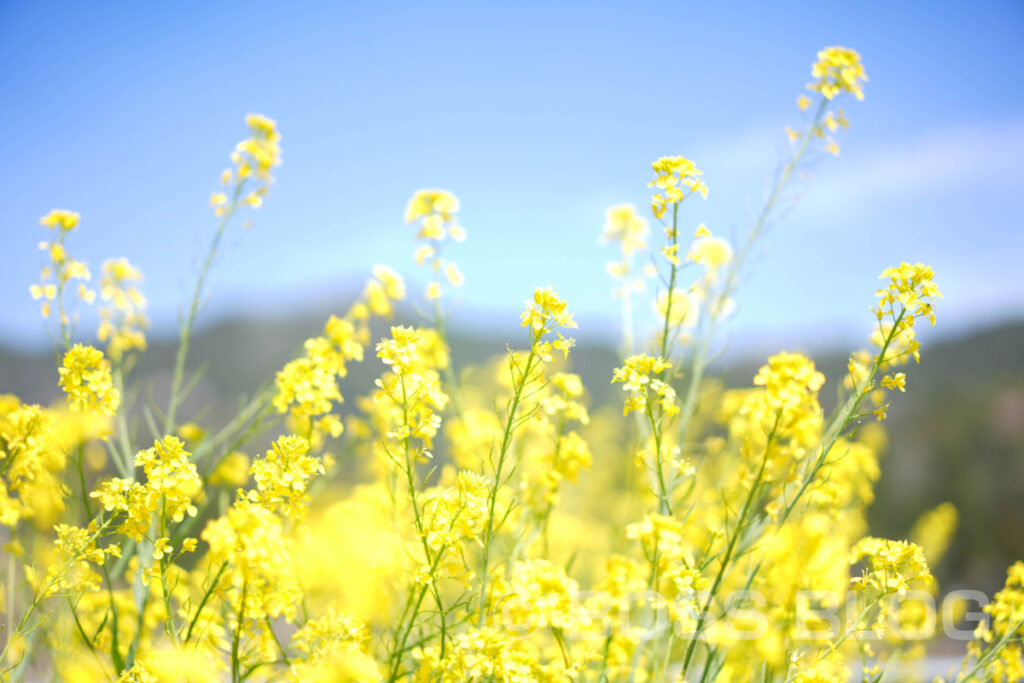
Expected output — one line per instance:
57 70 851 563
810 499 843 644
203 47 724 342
1 1 1022 355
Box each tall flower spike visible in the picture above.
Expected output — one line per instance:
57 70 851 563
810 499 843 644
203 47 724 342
98 258 148 361
405 189 466 301
31 210 94 321
214 113 282 216
872 262 941 365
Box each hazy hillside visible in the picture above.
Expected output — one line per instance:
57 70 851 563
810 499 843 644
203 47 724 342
2 313 1021 594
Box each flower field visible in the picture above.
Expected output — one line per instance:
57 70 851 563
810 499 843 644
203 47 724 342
1 46 1022 682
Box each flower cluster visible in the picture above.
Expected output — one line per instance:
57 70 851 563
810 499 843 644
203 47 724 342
858 262 943 419
602 203 650 285
687 223 733 272
849 537 933 595
520 286 577 349
212 113 282 216
611 354 676 416
97 258 148 361
520 373 593 516
789 46 866 156
92 436 201 541
273 267 403 442
374 325 450 451
414 627 539 681
419 470 490 557
364 264 407 317
501 558 580 631
58 344 120 417
724 352 825 478
648 155 707 220
201 502 303 621
753 351 825 424
971 562 1024 682
874 261 942 362
626 513 706 627
248 434 324 518
0 403 67 527
808 46 868 101
45 521 110 596
286 610 377 681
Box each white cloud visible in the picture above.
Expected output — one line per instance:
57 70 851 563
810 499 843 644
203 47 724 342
805 118 1024 212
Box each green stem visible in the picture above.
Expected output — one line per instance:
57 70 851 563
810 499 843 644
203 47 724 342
398 371 448 660
185 562 229 644
0 519 113 668
165 179 246 435
659 202 680 360
778 308 905 528
231 582 248 683
53 230 73 352
676 97 830 449
112 365 134 479
264 617 290 666
680 428 774 678
157 499 180 649
644 400 672 515
476 345 539 626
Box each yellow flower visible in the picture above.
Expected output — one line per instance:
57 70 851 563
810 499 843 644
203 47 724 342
405 189 459 224
656 288 699 328
376 325 422 375
32 211 94 321
850 537 932 595
39 209 80 231
444 262 464 287
602 204 648 257
249 435 324 518
688 233 733 270
209 451 251 487
503 559 580 630
661 244 680 266
372 264 406 300
880 372 906 392
873 262 941 367
97 258 148 360
648 155 707 219
232 113 282 181
110 436 202 530
201 502 302 621
58 344 119 416
808 46 868 101
118 663 158 683
290 610 369 661
413 244 435 266
420 470 490 553
910 502 958 566
152 537 172 560
519 286 576 340
612 354 676 416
